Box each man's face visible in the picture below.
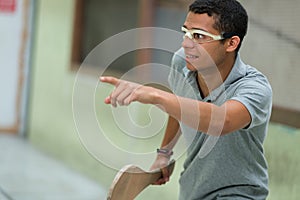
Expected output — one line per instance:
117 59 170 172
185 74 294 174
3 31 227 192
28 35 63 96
182 12 226 72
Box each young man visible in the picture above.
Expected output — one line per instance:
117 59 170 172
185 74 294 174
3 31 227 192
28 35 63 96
101 0 272 199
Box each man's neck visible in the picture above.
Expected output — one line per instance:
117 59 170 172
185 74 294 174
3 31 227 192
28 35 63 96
197 54 236 98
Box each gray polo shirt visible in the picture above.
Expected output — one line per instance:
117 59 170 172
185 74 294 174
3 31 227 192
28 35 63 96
169 48 272 200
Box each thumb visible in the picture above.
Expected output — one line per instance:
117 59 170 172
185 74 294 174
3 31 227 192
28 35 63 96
104 96 111 104
161 166 170 182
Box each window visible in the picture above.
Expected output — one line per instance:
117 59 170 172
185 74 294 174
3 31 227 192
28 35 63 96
71 0 190 75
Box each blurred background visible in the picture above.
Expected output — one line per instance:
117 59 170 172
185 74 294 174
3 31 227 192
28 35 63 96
0 0 299 199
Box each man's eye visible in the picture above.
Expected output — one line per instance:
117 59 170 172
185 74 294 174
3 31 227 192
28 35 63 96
193 33 204 39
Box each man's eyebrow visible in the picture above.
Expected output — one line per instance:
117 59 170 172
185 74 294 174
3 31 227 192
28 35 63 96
182 24 208 32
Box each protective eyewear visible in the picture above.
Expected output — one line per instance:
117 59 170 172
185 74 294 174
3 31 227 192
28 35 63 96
181 26 230 43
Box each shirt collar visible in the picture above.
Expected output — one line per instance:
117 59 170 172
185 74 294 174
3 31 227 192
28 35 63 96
208 54 247 103
182 53 247 102
223 53 247 88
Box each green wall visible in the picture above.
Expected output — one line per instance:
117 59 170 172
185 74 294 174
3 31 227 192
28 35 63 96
29 0 113 188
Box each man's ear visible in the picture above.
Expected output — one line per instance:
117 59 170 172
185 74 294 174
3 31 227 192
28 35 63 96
225 36 240 52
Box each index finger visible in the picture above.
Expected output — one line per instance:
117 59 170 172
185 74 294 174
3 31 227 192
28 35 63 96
100 76 119 86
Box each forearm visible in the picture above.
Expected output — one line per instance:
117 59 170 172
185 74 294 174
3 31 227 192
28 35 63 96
154 89 225 135
100 76 248 135
160 115 181 151
151 117 179 183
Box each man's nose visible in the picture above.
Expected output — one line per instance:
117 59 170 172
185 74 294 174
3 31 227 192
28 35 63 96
182 35 195 49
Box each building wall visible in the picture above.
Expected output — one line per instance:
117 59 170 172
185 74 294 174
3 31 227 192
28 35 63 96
240 0 300 111
28 0 114 187
28 1 179 199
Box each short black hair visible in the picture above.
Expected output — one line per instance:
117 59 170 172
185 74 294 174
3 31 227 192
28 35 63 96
189 0 248 52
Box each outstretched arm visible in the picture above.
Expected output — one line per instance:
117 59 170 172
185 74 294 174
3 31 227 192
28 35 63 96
100 76 251 135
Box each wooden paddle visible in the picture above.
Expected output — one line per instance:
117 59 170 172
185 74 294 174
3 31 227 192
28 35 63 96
107 160 175 200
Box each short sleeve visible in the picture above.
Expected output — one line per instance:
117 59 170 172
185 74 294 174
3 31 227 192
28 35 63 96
230 75 272 129
168 48 186 90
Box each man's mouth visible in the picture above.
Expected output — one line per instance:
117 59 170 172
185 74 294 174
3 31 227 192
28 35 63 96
186 54 199 59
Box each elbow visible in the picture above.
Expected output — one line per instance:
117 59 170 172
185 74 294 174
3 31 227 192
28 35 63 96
220 114 250 135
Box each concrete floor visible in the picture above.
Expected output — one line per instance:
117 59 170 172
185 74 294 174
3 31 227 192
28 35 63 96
0 134 106 200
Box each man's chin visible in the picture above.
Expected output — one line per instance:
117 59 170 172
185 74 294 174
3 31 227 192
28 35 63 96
186 63 198 71
186 60 216 72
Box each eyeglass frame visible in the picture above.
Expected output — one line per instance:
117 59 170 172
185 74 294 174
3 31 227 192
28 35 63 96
181 26 234 44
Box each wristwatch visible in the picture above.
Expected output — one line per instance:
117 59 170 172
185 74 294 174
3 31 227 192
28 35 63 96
157 148 173 157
